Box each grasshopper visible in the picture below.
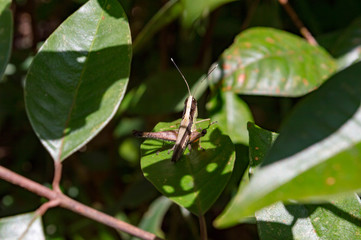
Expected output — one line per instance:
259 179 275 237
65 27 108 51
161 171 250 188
133 59 217 162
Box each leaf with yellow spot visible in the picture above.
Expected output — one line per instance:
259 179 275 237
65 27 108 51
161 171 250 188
209 27 337 97
215 62 361 227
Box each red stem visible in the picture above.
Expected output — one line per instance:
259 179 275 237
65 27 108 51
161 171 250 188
278 0 318 45
0 166 161 240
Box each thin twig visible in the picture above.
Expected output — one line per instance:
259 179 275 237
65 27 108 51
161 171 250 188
0 166 162 240
240 0 260 31
52 161 62 193
198 214 208 240
278 0 318 45
19 199 61 240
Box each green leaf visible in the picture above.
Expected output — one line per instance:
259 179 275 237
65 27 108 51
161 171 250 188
0 212 45 240
133 0 182 53
180 0 235 28
130 68 204 114
0 0 13 78
257 194 361 240
140 119 235 216
327 16 361 58
24 0 132 162
131 196 172 240
247 122 278 170
210 27 336 97
215 61 361 226
208 91 254 145
330 17 361 70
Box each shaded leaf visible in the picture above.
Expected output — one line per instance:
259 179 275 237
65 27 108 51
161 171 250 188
208 91 254 145
0 212 45 240
257 194 361 240
247 122 278 170
24 0 132 161
131 196 172 240
327 16 361 58
215 61 361 226
133 0 182 53
210 27 336 97
181 0 235 28
140 119 235 216
0 0 13 78
130 68 204 114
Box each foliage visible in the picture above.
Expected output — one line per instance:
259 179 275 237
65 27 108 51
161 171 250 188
1 0 361 239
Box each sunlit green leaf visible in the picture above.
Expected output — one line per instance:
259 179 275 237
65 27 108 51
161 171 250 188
0 212 45 240
210 27 336 97
257 194 361 240
140 119 235 216
215 61 361 226
208 91 253 145
24 0 132 162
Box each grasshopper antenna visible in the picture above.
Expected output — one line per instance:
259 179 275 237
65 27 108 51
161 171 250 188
171 58 192 96
193 63 219 97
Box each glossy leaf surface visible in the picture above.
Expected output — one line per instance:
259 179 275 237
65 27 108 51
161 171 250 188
25 0 132 161
257 194 361 240
0 212 45 240
140 119 235 216
210 27 336 96
208 91 254 145
215 61 361 226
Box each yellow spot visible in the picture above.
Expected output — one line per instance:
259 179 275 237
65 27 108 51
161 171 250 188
266 37 275 44
222 86 232 91
244 42 252 48
223 63 232 70
302 78 309 86
326 177 336 186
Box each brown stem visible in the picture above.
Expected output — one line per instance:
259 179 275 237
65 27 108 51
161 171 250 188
52 161 62 193
0 166 162 240
199 214 208 240
241 0 260 31
278 0 317 45
19 199 61 239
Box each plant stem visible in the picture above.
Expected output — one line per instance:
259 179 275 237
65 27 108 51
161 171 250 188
52 161 62 193
0 165 162 240
278 0 317 45
199 214 208 240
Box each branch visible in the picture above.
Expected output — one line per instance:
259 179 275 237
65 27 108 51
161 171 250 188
199 215 208 240
0 166 162 240
278 0 318 46
52 161 62 193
